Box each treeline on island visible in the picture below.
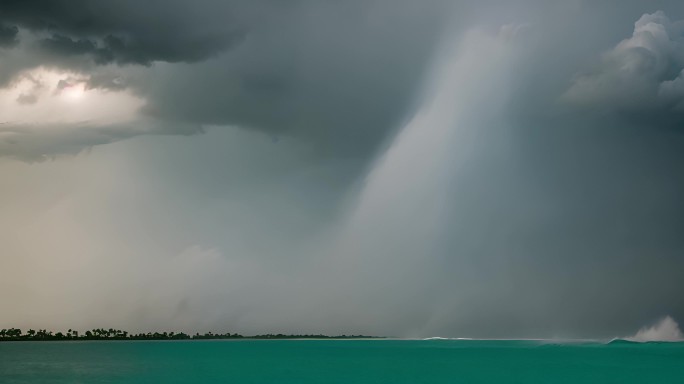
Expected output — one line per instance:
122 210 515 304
0 328 380 341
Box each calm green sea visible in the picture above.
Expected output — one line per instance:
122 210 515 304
0 340 682 383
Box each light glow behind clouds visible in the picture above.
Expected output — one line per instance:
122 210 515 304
0 68 144 125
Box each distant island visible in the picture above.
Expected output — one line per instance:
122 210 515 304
0 328 381 342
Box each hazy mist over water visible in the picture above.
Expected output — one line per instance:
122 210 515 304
1 1 684 340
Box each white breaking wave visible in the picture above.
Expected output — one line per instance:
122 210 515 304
626 316 683 342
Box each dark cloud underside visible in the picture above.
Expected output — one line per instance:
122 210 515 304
0 23 18 47
0 0 246 64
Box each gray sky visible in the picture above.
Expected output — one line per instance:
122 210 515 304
1 0 683 339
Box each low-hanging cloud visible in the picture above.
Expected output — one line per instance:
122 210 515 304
0 23 19 48
0 0 453 160
0 0 246 66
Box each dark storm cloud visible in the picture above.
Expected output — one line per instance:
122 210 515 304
136 1 453 158
0 0 454 159
0 23 19 48
37 32 240 66
85 72 126 91
0 0 245 65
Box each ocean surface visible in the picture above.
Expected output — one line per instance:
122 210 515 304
1 339 682 383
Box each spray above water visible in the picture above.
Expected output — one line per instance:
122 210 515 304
626 316 683 342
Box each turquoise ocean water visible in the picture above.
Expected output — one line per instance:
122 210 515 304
1 339 682 383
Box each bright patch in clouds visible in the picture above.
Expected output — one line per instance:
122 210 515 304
0 68 160 161
0 68 144 125
60 82 86 101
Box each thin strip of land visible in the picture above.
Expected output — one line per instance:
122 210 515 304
0 328 381 341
